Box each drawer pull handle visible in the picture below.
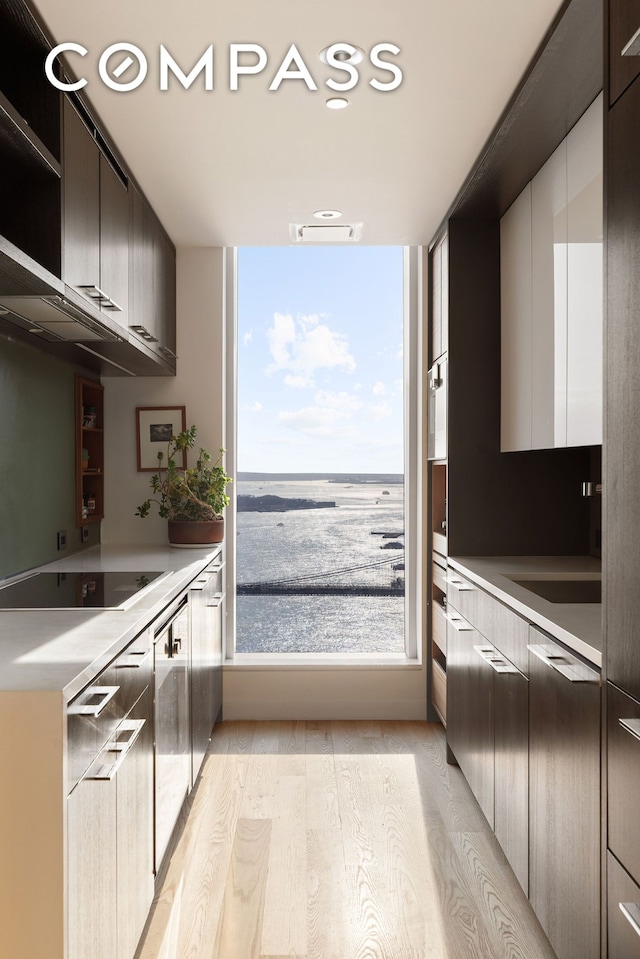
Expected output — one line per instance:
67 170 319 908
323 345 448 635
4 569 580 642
474 644 517 674
528 644 599 684
101 297 123 312
78 284 109 301
207 591 224 609
619 718 640 743
622 27 640 57
86 719 146 781
620 902 640 938
447 577 474 592
69 685 119 716
445 612 472 632
116 648 152 669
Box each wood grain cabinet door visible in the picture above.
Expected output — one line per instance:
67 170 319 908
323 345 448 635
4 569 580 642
446 615 495 828
609 0 640 106
494 666 529 895
605 82 640 704
99 154 129 329
528 628 600 959
63 100 100 297
608 851 640 958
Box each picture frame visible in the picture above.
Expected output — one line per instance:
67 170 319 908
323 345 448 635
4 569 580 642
136 406 187 471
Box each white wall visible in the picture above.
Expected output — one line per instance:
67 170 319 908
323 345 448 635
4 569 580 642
102 247 226 544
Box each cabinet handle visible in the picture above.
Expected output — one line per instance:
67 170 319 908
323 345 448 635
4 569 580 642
86 719 145 781
622 27 640 57
619 718 640 744
445 611 473 631
159 346 177 359
101 297 123 312
68 685 119 716
116 648 152 669
447 576 474 592
527 644 600 684
474 644 518 674
206 592 224 608
129 324 159 343
206 563 224 573
620 902 640 938
78 284 110 301
428 365 442 390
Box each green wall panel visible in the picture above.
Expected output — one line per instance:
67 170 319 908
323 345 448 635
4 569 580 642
0 333 99 579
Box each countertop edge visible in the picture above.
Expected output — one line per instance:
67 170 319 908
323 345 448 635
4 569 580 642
448 556 602 668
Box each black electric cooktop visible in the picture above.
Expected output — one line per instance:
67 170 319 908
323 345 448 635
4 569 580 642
0 571 167 610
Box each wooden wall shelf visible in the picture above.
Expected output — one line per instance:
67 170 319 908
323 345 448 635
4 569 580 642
75 374 104 527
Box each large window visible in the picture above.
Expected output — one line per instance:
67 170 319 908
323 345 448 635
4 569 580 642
230 245 418 658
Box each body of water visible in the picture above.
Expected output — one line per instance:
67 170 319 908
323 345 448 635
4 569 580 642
235 478 405 653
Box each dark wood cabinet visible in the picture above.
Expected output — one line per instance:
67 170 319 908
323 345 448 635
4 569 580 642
607 851 640 958
189 560 223 784
609 0 640 106
0 1 61 281
446 581 528 893
129 185 176 368
607 682 640 885
446 614 494 827
63 99 129 328
493 665 528 895
605 82 640 703
528 628 601 959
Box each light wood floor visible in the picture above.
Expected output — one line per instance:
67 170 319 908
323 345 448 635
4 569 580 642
137 721 557 959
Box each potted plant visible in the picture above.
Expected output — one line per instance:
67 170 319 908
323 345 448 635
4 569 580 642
136 425 232 546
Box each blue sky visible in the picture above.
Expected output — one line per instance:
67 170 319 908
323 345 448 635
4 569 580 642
237 245 404 474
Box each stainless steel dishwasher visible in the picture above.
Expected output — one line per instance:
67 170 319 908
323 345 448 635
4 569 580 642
153 595 191 871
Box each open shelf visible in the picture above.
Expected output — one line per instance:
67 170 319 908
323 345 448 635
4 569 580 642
75 374 104 527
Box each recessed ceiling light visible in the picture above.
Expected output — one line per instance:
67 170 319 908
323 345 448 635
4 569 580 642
319 44 365 66
313 210 342 220
326 97 349 110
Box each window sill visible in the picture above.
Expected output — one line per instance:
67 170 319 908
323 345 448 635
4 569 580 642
224 652 422 670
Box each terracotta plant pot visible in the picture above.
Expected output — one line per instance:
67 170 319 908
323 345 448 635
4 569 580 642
168 518 224 547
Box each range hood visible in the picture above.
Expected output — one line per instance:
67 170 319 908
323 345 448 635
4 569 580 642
0 294 122 342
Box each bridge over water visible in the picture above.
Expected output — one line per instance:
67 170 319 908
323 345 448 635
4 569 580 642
237 555 405 597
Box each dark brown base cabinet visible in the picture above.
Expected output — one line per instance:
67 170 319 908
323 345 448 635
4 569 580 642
528 628 601 959
607 851 640 958
446 589 529 894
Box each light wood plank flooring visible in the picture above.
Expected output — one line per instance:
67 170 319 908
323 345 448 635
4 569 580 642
137 721 556 959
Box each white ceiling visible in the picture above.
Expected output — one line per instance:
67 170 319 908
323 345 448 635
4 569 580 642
36 0 565 248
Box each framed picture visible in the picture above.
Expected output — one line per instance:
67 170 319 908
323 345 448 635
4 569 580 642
136 406 187 471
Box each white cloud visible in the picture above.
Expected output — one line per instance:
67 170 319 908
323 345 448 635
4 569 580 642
278 406 347 436
372 381 386 396
314 390 362 412
250 401 263 412
369 402 392 420
243 330 253 346
267 311 355 386
284 373 312 389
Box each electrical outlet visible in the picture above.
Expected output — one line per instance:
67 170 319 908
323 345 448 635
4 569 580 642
81 526 90 543
57 530 67 550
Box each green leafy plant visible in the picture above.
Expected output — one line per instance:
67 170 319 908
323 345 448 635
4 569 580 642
136 425 232 522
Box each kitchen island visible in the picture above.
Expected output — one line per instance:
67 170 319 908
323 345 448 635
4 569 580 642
0 543 223 959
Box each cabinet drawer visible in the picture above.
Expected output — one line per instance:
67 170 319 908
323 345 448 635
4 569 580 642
608 851 640 959
432 600 447 655
608 682 640 884
432 658 446 724
475 590 530 676
446 569 477 622
432 558 448 595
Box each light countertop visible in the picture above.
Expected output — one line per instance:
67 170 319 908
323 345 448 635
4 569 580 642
448 555 602 667
0 544 222 700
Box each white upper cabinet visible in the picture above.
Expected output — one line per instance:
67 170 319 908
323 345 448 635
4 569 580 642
501 184 533 452
566 95 603 446
500 93 603 452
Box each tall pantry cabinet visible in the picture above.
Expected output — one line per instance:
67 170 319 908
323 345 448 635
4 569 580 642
605 1 640 953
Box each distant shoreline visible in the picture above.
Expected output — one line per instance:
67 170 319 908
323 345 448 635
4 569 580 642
237 494 337 513
238 472 403 484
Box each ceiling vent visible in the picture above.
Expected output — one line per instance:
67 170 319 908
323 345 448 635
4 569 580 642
290 223 363 243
